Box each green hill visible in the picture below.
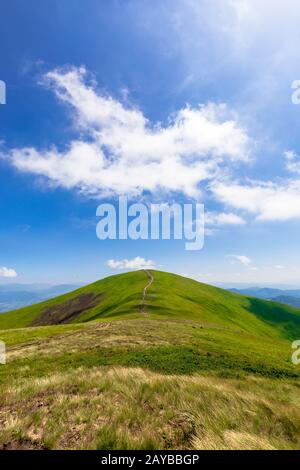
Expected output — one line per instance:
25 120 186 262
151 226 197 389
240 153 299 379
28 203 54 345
1 270 300 341
0 270 300 450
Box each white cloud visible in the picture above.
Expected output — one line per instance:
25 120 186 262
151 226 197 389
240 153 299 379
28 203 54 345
0 267 17 278
207 150 300 222
227 254 252 266
9 66 251 198
212 179 300 222
107 256 155 270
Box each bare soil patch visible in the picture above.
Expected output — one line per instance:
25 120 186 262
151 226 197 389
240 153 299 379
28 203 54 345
31 293 102 326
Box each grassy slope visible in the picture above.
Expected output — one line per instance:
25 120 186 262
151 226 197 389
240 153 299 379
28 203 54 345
0 319 300 450
0 271 146 329
1 270 300 341
0 270 300 450
142 271 300 341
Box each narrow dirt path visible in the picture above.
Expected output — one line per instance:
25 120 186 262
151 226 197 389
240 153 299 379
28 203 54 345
139 270 154 315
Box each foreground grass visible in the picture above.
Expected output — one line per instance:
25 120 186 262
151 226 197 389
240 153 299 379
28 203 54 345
0 366 299 450
0 318 299 449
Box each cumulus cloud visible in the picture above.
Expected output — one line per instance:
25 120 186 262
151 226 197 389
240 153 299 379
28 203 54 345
0 267 17 278
9 66 251 198
107 256 155 270
9 66 300 228
212 179 300 222
227 254 252 266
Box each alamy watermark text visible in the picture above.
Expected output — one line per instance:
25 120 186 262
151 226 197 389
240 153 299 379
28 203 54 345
96 197 205 251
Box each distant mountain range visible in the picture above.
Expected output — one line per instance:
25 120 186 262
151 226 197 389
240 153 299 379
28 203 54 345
229 287 300 309
0 284 82 313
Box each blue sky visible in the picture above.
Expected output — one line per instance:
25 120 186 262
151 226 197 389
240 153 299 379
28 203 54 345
1 0 300 286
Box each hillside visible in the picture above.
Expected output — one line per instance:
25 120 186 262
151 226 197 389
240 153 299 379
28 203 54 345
0 270 300 450
1 270 300 341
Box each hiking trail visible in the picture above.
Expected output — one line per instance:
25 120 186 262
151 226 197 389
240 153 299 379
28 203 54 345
139 270 154 314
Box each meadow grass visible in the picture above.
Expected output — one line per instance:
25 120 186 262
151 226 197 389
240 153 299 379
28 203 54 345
0 363 299 450
0 317 299 449
0 271 300 449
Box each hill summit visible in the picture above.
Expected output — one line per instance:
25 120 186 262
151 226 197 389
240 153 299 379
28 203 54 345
1 270 300 342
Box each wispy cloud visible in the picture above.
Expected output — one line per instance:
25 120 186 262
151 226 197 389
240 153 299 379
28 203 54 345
227 254 252 267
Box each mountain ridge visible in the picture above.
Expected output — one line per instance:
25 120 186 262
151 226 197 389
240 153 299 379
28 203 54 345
0 270 300 342
229 286 300 299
